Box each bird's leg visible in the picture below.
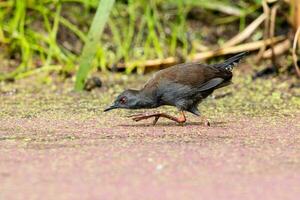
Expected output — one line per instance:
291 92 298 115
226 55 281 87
152 111 186 125
130 111 186 125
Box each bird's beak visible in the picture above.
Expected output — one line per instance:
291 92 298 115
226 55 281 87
103 104 117 112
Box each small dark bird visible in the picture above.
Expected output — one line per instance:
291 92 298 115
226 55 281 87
104 52 248 125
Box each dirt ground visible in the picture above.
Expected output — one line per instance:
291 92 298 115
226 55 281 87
0 73 299 200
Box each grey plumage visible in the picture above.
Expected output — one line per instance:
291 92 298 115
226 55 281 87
104 52 248 119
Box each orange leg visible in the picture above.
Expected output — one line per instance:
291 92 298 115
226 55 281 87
129 111 186 125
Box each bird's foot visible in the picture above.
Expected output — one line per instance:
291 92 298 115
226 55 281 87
128 112 186 125
126 113 158 119
126 113 145 118
128 113 161 125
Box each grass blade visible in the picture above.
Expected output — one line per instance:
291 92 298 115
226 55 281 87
75 0 115 91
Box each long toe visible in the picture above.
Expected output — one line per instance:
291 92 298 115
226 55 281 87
127 113 144 118
132 116 145 122
132 117 140 122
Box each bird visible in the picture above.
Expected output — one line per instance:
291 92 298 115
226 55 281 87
104 52 248 125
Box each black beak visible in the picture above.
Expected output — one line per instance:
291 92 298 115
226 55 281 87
103 105 117 112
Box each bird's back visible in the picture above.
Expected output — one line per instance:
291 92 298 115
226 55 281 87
142 62 232 94
141 52 247 112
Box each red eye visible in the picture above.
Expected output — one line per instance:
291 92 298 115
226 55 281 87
120 97 127 104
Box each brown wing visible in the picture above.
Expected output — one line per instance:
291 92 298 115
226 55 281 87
142 62 230 92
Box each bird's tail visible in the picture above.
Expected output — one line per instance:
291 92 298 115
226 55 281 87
215 51 249 71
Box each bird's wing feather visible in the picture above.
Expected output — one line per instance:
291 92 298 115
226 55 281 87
197 78 224 92
159 64 224 89
142 63 230 94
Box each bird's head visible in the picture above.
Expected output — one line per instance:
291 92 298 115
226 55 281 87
104 89 142 112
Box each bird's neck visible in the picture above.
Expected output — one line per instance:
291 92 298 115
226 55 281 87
135 90 157 108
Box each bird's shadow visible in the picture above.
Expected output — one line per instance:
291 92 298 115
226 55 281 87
119 120 228 128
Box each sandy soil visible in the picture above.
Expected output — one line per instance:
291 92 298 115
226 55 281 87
0 114 299 200
0 74 299 200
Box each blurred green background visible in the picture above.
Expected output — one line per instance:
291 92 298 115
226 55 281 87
0 0 297 90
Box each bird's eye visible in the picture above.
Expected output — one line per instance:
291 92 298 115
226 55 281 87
119 97 127 104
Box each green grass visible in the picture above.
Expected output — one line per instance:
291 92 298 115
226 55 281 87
0 0 261 85
0 73 299 121
75 0 115 90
